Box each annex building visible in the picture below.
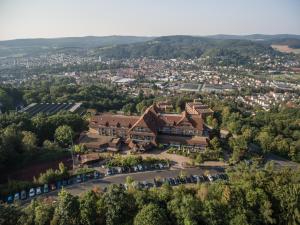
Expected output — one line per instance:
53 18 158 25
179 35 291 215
88 100 213 152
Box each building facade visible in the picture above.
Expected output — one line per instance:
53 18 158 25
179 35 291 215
89 100 213 152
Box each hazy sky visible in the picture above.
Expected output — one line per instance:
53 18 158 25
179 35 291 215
0 0 299 40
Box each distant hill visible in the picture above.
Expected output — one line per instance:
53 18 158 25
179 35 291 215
96 35 277 63
0 36 154 57
0 34 299 59
0 36 154 48
207 34 300 48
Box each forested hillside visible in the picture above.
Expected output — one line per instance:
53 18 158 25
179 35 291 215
96 35 278 62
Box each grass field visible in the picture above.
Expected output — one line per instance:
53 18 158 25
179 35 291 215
271 45 300 54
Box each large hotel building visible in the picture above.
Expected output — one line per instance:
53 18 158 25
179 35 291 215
88 100 213 152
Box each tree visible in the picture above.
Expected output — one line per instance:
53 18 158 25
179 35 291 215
54 125 74 147
0 204 22 225
256 131 273 153
134 203 169 225
80 191 98 225
51 189 80 225
22 131 37 152
73 144 87 154
168 192 203 225
122 103 135 115
103 184 136 225
209 137 222 152
136 102 145 114
43 140 61 151
274 184 300 225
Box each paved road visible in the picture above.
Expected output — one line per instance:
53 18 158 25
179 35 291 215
25 166 224 202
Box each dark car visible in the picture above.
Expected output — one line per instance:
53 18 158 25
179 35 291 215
21 190 27 200
82 174 88 182
62 180 67 186
94 171 100 179
56 181 62 189
43 184 49 193
186 176 192 183
67 178 74 185
76 175 82 183
50 183 56 190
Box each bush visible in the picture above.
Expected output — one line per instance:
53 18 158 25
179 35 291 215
36 162 69 184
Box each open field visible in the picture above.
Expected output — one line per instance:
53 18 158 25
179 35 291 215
272 73 300 83
271 44 300 54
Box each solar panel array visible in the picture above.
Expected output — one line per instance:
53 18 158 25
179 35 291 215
21 103 80 116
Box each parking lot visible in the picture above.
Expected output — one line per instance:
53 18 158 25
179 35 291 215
17 166 225 203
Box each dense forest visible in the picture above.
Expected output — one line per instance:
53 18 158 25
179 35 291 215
0 162 299 225
0 77 150 113
0 111 87 173
205 97 300 163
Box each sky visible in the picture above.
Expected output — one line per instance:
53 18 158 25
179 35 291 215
0 0 299 40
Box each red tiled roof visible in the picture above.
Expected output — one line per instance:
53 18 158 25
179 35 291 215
90 104 206 134
129 105 163 134
159 114 182 125
189 115 204 130
91 114 139 128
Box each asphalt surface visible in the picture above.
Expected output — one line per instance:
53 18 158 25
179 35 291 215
23 166 225 202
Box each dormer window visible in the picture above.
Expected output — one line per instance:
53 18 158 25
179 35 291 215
105 122 109 127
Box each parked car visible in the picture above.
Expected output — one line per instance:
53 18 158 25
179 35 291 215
142 181 148 188
7 195 13 204
207 174 214 182
94 171 100 179
50 184 56 190
43 184 49 193
14 193 20 201
133 166 138 172
116 167 123 173
36 187 42 195
21 190 27 200
29 188 35 198
67 178 73 185
62 180 67 186
76 175 82 183
82 174 87 182
137 164 143 171
106 169 113 176
186 176 192 183
56 181 62 189
190 175 197 183
153 178 160 187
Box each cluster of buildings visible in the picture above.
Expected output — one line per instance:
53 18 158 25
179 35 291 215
237 91 299 110
81 100 213 152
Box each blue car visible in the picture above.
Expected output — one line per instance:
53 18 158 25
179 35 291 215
56 181 62 189
62 180 67 186
7 195 13 204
